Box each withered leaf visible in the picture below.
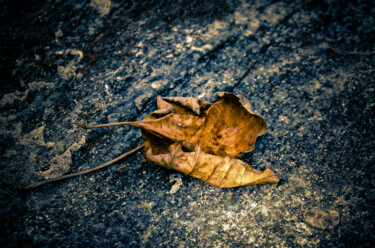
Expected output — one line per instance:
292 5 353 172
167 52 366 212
23 92 279 190
136 92 279 188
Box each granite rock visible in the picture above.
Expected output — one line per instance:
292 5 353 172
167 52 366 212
1 0 374 247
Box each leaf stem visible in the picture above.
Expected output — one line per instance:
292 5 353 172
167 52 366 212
22 144 145 190
79 120 136 129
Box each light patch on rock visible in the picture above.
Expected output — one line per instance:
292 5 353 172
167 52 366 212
55 49 83 61
46 142 55 148
186 36 193 43
55 29 63 38
233 1 253 25
168 176 183 194
90 0 111 16
55 49 84 80
70 49 84 60
234 1 287 35
260 205 269 216
181 16 232 50
223 223 231 231
207 19 230 36
234 9 251 25
36 135 86 179
19 125 47 148
138 201 155 214
141 225 153 244
88 26 96 35
1 81 54 106
181 217 206 230
103 65 125 80
262 2 287 25
151 79 168 89
37 149 73 179
104 84 113 98
191 44 213 53
250 202 258 208
18 122 86 179
135 49 144 57
134 91 154 110
58 62 77 80
295 222 311 234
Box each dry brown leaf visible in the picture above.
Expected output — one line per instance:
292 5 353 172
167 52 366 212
23 92 279 190
145 141 279 188
138 92 279 188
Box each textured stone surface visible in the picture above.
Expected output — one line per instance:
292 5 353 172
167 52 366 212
1 0 374 247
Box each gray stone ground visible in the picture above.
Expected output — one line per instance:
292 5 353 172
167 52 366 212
1 0 374 247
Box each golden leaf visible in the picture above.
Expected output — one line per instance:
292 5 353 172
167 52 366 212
23 92 279 190
140 92 279 187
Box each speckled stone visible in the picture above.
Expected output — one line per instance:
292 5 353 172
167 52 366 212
304 208 340 230
1 0 374 247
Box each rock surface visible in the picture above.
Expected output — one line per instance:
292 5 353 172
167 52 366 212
1 0 374 247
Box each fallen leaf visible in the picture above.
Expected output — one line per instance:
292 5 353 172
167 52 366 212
137 92 279 187
23 92 279 190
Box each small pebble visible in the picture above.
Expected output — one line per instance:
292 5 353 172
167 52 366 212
304 208 340 230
